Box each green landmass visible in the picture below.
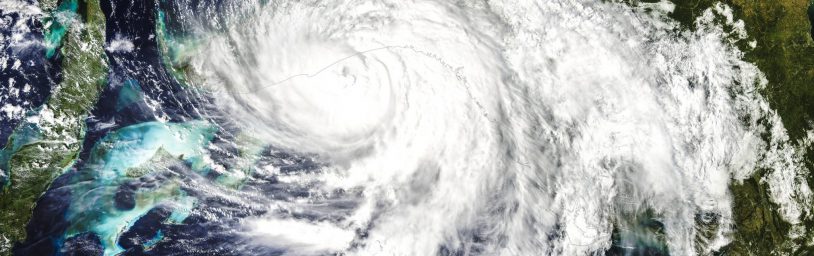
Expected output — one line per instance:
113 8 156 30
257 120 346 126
1 0 812 255
155 10 205 88
624 0 814 254
673 0 814 254
0 0 108 254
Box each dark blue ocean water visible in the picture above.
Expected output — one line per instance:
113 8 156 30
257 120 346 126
1 1 676 255
4 0 275 255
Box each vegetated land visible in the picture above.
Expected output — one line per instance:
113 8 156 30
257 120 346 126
629 0 814 254
0 0 108 254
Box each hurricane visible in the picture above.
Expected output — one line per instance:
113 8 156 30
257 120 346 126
1 0 813 255
176 0 812 254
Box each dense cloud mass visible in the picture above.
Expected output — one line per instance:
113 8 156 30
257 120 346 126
2 0 811 255
177 0 812 255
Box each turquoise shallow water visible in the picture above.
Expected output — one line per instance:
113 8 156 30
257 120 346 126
115 79 143 112
62 121 216 255
43 0 78 58
4 0 814 254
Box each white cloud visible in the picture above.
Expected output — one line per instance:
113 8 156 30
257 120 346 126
172 0 812 254
107 35 135 53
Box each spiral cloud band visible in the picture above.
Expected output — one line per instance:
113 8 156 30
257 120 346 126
177 0 813 254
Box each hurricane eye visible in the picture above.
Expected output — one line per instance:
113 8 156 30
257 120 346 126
14 1 809 256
